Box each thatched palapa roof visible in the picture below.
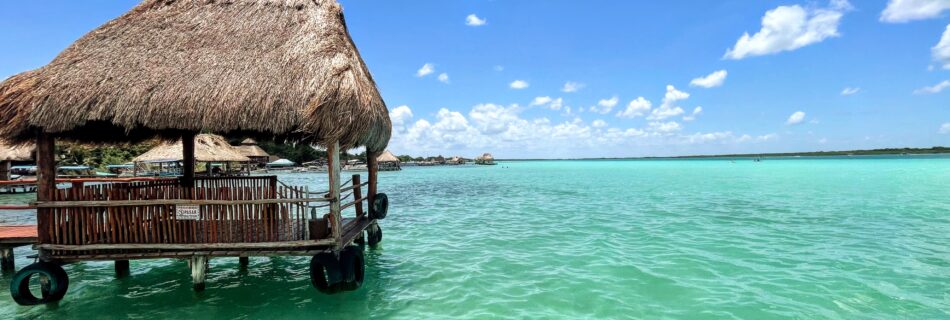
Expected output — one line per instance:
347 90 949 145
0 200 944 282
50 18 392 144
0 140 33 161
235 138 269 157
376 150 400 163
134 134 250 163
0 0 391 151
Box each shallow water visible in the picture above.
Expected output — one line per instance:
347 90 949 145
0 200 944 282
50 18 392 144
2 157 949 319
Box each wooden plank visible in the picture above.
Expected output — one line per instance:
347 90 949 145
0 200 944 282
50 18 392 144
36 133 55 244
51 249 334 261
0 225 38 245
367 150 379 213
37 238 336 251
34 197 331 208
327 141 342 248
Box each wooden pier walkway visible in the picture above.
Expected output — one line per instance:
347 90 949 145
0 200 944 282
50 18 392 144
0 225 38 272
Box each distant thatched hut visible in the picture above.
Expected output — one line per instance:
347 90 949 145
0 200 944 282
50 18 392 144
446 156 465 165
133 134 250 176
0 140 33 180
475 153 496 165
0 0 393 301
235 138 270 167
376 150 401 171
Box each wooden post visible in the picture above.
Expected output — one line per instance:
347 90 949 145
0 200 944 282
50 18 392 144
181 133 196 188
0 247 13 272
327 142 342 249
190 255 208 291
239 256 249 268
36 133 56 244
133 161 138 177
352 174 363 217
366 150 379 216
115 260 130 277
0 160 10 181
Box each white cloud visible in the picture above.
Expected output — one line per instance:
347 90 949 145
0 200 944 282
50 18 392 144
881 0 950 23
683 131 734 144
416 63 435 77
914 80 950 94
724 0 851 60
933 24 950 70
737 133 778 142
529 96 565 110
818 137 828 144
562 81 585 93
510 80 529 89
648 85 688 120
648 121 682 133
841 87 861 95
689 70 728 88
592 96 619 114
530 96 553 106
616 97 652 118
466 14 487 26
940 122 950 134
494 65 504 72
683 106 703 121
390 105 414 132
438 73 450 84
786 111 806 125
387 103 780 158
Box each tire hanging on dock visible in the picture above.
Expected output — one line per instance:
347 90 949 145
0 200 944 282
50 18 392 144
310 253 345 294
370 193 389 220
10 262 69 305
367 224 383 247
340 246 365 291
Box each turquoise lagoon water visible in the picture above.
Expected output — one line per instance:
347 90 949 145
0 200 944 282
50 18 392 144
1 157 949 319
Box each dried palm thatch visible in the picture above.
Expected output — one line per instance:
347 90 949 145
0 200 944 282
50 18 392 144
376 150 400 163
134 134 249 163
235 138 269 158
235 145 270 158
0 140 33 161
0 0 390 151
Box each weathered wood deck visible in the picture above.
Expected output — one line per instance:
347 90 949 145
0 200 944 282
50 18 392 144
0 225 37 245
1 225 38 272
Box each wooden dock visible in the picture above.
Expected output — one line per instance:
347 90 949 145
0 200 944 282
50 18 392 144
0 225 38 272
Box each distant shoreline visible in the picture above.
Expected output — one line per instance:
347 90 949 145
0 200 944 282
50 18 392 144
494 147 950 161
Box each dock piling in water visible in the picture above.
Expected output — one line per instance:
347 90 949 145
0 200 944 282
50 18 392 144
1 247 13 272
115 260 130 278
191 256 209 292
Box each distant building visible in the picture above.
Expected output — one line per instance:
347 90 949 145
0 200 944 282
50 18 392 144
0 140 33 180
475 153 495 165
376 150 401 171
234 138 271 167
446 156 465 165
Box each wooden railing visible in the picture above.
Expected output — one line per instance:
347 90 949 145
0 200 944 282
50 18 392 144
37 176 322 251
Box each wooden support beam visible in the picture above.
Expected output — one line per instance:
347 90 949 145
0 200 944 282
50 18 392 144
1 247 13 272
352 174 364 217
367 150 379 215
181 132 196 188
115 260 130 278
36 133 55 244
327 142 342 250
0 160 10 181
190 255 208 291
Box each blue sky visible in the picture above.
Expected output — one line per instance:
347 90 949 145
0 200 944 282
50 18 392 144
1 0 949 158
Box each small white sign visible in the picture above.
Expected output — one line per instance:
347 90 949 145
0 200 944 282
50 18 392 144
176 205 200 220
